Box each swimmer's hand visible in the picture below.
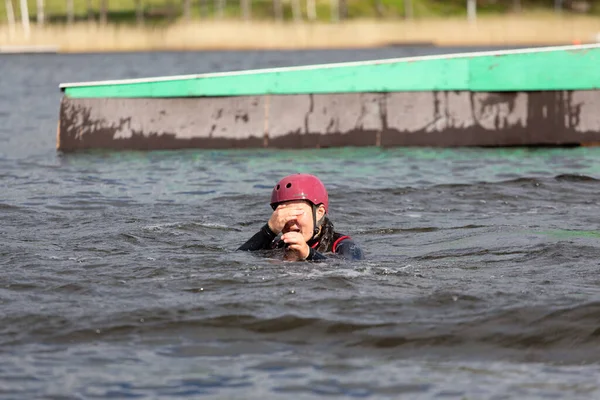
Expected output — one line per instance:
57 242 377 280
281 231 309 261
267 204 306 235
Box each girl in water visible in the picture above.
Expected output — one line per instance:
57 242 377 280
238 173 364 261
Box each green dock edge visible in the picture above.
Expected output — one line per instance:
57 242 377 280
62 45 600 98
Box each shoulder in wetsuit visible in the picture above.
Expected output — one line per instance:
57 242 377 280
237 222 364 261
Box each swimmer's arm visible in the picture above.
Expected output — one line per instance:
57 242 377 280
305 247 327 262
334 239 365 261
237 224 277 251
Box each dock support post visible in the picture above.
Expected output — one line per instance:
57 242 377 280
467 0 476 24
19 0 30 38
5 0 16 39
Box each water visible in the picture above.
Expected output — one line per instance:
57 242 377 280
2 47 600 399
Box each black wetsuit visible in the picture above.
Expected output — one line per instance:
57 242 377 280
238 218 364 261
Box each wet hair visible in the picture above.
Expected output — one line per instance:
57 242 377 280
312 215 335 254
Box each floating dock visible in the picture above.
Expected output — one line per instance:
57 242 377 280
57 43 600 152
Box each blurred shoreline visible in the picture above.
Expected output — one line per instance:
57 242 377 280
1 14 599 53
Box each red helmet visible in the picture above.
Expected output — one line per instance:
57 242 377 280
270 173 329 213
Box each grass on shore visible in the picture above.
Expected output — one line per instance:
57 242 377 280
1 12 599 52
3 0 600 25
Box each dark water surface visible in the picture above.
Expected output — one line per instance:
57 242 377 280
2 47 600 399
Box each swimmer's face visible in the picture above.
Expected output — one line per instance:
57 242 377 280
279 200 324 242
